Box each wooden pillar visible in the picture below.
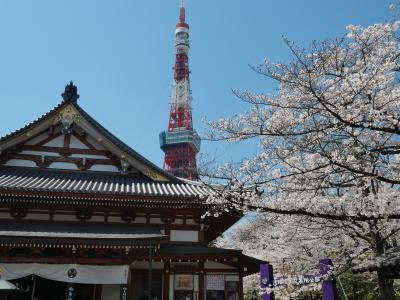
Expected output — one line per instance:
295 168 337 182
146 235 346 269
199 261 205 300
239 271 244 300
163 261 171 300
198 225 205 243
94 285 102 300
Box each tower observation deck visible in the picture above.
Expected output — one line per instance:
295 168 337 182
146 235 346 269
159 0 201 180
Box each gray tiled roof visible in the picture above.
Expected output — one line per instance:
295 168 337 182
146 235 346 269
0 166 212 198
0 221 165 240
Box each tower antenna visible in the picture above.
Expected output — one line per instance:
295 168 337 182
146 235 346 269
179 0 186 23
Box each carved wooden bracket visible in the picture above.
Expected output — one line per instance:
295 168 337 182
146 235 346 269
76 209 92 222
10 207 28 219
161 212 176 224
121 210 136 223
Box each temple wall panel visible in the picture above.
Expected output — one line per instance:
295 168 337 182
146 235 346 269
150 218 163 224
0 212 12 219
172 218 183 225
53 214 78 222
170 230 198 242
134 217 147 224
88 215 104 222
25 213 50 221
107 216 124 223
185 219 197 225
101 284 120 300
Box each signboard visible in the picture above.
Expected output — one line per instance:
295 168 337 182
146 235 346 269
66 283 76 300
174 275 194 291
206 275 225 291
120 284 129 300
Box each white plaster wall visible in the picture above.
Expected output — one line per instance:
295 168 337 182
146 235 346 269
5 159 37 168
170 230 198 242
43 135 65 147
48 162 78 170
89 165 119 172
101 284 120 300
70 136 89 149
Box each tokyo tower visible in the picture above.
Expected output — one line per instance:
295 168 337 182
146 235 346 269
159 0 201 180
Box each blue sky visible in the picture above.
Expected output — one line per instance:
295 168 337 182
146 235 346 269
0 0 394 167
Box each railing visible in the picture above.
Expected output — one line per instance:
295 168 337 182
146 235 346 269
159 129 201 152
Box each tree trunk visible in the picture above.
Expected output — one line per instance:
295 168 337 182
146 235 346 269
377 269 394 300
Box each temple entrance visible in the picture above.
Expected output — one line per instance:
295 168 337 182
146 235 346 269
35 277 67 300
131 273 162 300
9 276 96 300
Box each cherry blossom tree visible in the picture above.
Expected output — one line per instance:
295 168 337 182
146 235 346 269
204 21 400 299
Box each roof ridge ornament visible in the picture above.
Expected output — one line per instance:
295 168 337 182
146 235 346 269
62 81 80 103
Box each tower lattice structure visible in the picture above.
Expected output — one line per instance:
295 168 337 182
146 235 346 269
159 0 201 180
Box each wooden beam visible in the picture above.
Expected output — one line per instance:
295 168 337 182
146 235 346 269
20 145 113 157
64 133 71 148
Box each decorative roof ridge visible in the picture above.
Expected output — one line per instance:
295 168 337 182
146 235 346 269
0 101 69 142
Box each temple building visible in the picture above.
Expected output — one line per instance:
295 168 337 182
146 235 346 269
0 2 262 300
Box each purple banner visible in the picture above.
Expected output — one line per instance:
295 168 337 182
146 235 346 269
319 259 338 300
273 273 325 287
260 264 275 300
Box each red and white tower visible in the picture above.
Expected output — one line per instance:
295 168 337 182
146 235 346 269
159 0 201 180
